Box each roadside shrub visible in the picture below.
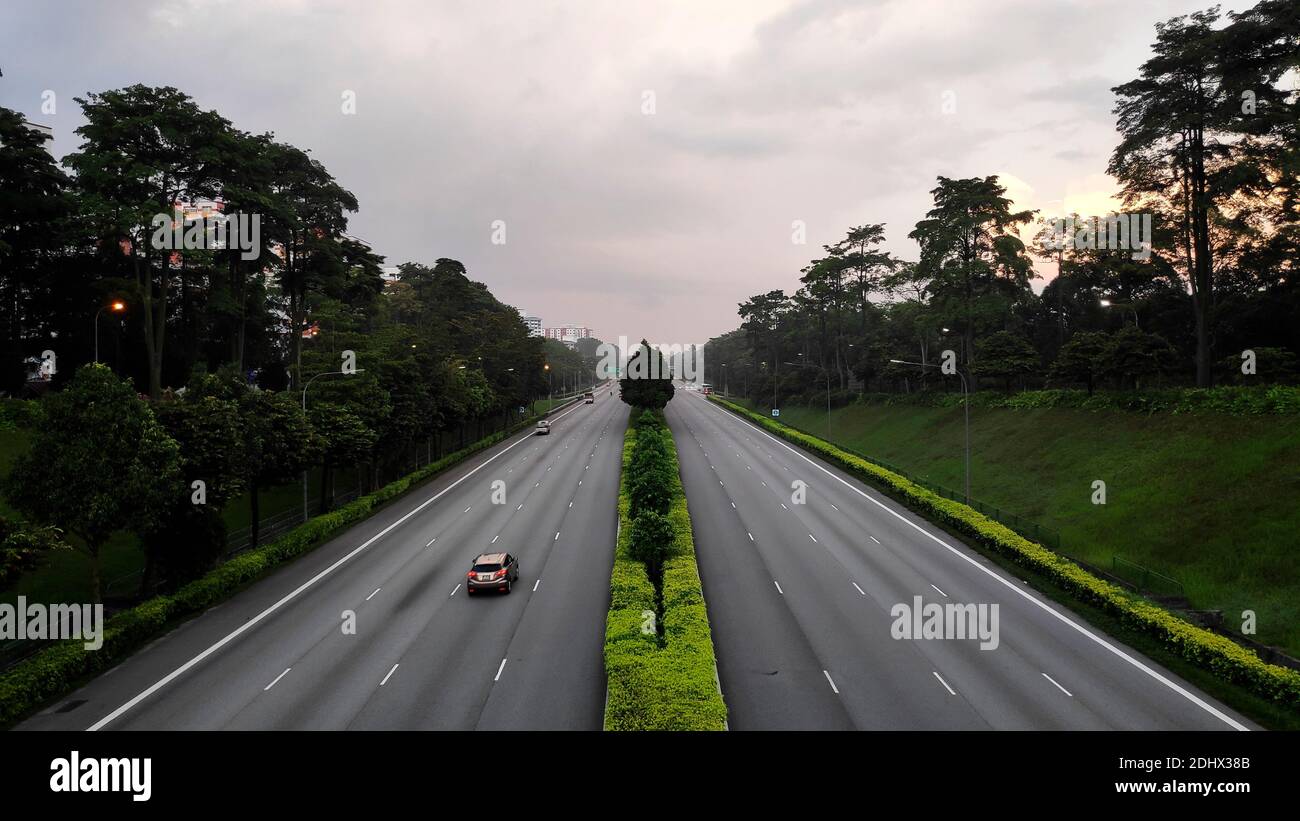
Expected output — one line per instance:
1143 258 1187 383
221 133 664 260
628 510 675 579
627 462 673 516
0 516 70 588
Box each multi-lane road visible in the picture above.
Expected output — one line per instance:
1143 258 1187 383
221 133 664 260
667 388 1256 730
19 384 626 731
14 381 1256 730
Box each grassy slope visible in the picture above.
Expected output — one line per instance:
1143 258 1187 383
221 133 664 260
748 400 1300 657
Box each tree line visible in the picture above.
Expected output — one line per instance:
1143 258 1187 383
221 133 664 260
0 86 592 601
704 1 1299 403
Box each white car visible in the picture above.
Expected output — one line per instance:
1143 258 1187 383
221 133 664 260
535 420 551 435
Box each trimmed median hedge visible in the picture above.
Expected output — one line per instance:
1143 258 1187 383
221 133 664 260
710 396 1300 711
603 411 728 730
0 408 563 728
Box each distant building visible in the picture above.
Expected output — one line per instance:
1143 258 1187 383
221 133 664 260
543 325 592 346
380 266 402 286
518 310 543 337
22 120 53 142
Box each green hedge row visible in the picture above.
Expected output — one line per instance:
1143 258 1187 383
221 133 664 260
0 411 553 728
711 395 1300 711
845 385 1300 414
603 414 728 730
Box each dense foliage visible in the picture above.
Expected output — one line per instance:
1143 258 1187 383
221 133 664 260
0 86 598 597
703 3 1299 404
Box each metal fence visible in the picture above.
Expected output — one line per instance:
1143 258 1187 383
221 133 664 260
1111 555 1185 599
222 487 362 557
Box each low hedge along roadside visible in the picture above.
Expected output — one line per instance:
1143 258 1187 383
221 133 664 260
0 411 555 728
710 396 1300 711
603 415 728 730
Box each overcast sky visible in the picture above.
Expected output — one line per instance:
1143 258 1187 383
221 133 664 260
1 0 1232 345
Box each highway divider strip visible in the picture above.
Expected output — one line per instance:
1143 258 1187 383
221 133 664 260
603 410 728 730
0 401 580 729
707 395 1300 714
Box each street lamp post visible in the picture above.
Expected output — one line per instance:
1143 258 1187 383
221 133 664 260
721 363 727 396
785 361 832 440
301 368 365 521
1099 298 1140 329
761 361 777 414
891 358 970 503
94 300 126 364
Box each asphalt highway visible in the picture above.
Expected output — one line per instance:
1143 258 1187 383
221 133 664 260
19 384 626 731
667 388 1256 731
15 381 1258 732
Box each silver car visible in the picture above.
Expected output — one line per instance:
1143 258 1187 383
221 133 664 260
535 420 551 435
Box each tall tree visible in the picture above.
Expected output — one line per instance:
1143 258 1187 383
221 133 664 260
0 107 72 393
908 176 1036 380
4 365 181 601
620 341 674 410
1108 9 1248 387
66 85 239 398
240 389 318 548
264 141 359 389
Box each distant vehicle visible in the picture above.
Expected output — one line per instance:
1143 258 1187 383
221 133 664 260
584 391 594 404
466 552 520 594
535 420 551 435
701 384 713 395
